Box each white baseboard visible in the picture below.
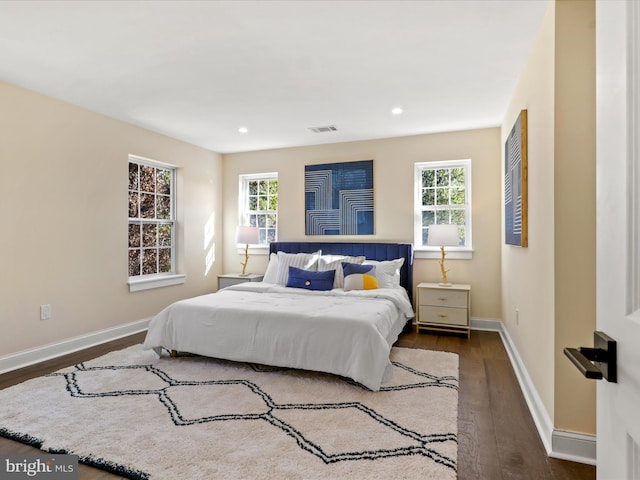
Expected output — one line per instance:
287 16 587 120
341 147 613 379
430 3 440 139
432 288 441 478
551 430 597 465
470 317 503 331
471 317 596 466
0 318 150 375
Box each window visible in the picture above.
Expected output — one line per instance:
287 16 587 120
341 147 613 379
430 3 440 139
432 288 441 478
239 173 278 245
414 159 472 258
128 156 185 291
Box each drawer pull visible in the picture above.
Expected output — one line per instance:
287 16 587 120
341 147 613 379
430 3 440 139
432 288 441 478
437 313 448 318
438 297 448 301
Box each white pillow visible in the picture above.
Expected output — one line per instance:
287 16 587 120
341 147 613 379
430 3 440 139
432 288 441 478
363 258 405 289
317 255 365 288
275 250 322 285
344 272 379 291
262 253 279 283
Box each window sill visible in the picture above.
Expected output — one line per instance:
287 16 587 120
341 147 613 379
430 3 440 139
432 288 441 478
128 274 186 292
414 249 473 260
236 244 269 256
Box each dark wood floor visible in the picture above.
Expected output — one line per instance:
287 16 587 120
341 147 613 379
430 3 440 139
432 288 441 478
396 330 595 480
0 330 595 480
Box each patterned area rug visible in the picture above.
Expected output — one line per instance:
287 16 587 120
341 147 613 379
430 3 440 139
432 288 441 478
0 345 458 479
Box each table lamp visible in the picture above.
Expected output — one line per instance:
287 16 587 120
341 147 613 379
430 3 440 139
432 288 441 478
427 224 460 287
237 226 260 275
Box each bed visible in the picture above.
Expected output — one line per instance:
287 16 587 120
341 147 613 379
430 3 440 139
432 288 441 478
143 242 414 391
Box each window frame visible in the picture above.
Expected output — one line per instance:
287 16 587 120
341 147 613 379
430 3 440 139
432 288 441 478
414 159 473 260
238 172 278 251
127 155 185 292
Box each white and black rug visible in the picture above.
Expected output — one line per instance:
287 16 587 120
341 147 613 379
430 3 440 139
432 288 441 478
0 345 459 479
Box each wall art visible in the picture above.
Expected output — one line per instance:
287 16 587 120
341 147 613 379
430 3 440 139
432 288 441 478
305 159 374 235
505 109 528 247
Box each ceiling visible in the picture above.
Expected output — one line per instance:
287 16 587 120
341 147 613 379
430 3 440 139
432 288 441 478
0 0 548 154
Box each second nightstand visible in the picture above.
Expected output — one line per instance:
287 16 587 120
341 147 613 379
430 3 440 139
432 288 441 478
217 274 264 290
415 282 470 338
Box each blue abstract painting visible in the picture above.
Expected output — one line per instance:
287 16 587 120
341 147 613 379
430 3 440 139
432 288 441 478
305 160 374 235
504 110 528 247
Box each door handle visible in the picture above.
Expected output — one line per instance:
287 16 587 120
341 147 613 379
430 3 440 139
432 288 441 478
563 331 617 383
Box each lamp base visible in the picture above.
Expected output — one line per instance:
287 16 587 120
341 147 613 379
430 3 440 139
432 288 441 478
438 282 453 287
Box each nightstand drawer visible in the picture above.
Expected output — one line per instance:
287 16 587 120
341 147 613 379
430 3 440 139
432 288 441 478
421 289 468 308
419 305 468 326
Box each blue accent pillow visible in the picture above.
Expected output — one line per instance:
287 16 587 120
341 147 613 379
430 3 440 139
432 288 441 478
342 262 376 277
286 266 336 291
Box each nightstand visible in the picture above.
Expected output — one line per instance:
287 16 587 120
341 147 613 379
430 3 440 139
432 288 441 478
415 282 470 338
217 274 264 290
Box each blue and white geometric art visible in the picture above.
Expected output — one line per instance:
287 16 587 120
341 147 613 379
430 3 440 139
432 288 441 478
504 110 528 247
305 160 374 235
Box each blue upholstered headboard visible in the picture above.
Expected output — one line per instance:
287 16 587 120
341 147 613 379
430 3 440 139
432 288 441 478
269 242 413 301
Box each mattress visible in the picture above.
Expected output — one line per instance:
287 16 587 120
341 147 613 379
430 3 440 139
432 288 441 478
143 282 414 390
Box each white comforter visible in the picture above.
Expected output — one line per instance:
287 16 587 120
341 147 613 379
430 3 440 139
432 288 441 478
143 283 415 391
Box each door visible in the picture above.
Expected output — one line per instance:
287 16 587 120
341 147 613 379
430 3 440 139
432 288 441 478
596 1 640 478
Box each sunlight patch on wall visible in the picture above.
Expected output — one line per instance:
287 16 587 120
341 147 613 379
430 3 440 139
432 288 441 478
204 211 216 275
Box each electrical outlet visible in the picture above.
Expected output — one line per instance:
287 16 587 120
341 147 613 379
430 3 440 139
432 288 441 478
40 304 51 320
515 308 520 325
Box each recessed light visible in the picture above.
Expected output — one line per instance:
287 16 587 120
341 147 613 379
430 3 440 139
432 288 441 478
238 127 248 133
391 107 403 115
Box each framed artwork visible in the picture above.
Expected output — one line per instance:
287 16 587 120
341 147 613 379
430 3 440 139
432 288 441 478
504 109 528 247
305 159 374 235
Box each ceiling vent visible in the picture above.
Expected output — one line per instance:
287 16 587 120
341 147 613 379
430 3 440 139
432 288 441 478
308 125 337 133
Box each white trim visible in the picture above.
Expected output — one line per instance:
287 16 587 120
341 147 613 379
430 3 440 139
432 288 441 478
470 317 502 331
473 319 596 465
128 154 177 170
238 172 279 246
415 249 473 260
498 324 555 454
551 430 597 465
235 245 269 256
128 273 186 292
414 159 473 251
630 0 640 314
128 155 179 278
0 318 150 375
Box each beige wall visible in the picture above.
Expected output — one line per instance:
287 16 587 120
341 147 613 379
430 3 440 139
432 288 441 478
502 0 595 435
502 0 557 429
553 0 596 433
0 82 224 357
222 129 503 320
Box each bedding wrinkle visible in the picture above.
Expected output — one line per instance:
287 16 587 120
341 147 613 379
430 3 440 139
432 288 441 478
143 283 414 390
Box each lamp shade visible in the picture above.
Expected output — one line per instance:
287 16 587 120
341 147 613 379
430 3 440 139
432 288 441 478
237 226 260 244
427 224 459 247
